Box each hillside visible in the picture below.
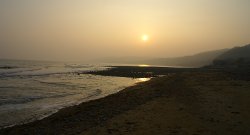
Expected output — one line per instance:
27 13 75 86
146 49 228 67
213 44 250 67
98 49 228 67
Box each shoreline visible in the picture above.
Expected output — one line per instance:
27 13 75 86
1 66 250 135
0 73 159 134
0 72 147 130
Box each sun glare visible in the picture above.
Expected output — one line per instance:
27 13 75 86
142 35 149 42
138 64 150 67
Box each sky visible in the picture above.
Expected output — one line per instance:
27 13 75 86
0 0 250 61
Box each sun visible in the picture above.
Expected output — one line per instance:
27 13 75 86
142 34 149 42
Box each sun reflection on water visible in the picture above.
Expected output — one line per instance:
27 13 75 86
137 78 151 82
138 64 150 67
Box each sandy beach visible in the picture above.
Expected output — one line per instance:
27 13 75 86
1 66 250 135
1 0 250 134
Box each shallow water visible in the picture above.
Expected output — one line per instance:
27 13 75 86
0 60 148 128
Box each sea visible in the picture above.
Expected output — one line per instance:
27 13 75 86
0 59 149 129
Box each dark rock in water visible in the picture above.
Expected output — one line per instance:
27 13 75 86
86 66 198 78
0 66 15 69
231 112 240 115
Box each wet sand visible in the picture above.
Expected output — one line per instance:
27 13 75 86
1 67 250 135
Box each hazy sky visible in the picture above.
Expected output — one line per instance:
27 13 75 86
0 0 250 61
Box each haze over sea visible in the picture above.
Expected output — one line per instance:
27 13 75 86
0 59 147 128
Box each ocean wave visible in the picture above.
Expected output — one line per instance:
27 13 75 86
0 68 42 77
0 92 79 106
0 96 44 106
0 60 137 129
64 64 93 69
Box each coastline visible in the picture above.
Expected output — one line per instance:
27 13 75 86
1 66 250 135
